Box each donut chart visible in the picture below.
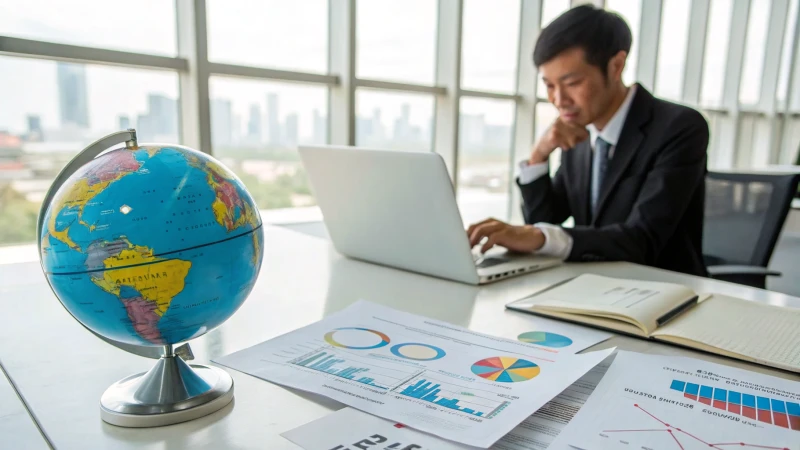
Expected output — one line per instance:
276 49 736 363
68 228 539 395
324 327 390 349
471 357 540 382
390 343 446 361
517 331 573 348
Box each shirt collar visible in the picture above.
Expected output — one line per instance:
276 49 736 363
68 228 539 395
587 84 638 147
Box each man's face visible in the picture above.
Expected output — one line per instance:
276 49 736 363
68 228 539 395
540 47 615 127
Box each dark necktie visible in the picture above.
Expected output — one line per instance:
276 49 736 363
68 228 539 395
591 137 611 218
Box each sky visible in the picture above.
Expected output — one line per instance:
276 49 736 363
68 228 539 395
0 0 792 141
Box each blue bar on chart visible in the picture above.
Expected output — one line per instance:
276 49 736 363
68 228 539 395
398 379 499 418
293 350 389 389
669 379 800 431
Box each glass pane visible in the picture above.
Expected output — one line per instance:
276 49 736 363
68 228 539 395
209 77 328 210
700 0 733 107
541 0 571 27
534 102 562 177
777 0 799 106
655 0 692 101
355 89 434 152
457 97 514 225
538 0 572 98
207 0 328 73
0 0 176 56
739 1 772 105
357 0 437 84
606 0 642 86
461 0 521 93
0 56 179 246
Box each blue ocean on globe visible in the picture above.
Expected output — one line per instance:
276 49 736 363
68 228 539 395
40 144 264 347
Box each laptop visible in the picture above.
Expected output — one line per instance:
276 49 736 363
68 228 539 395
298 145 562 285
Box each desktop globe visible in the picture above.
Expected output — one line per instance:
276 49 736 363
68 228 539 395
37 129 264 427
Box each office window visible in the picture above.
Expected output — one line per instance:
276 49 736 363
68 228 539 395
461 0 521 93
0 0 177 56
541 0 570 27
605 0 642 86
207 0 328 73
777 0 799 106
357 0 438 85
355 89 434 152
739 1 772 105
0 56 179 246
537 0 571 99
457 97 514 225
535 102 562 176
700 0 733 108
655 0 691 101
209 77 327 210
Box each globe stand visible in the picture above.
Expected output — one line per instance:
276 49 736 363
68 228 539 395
100 344 234 428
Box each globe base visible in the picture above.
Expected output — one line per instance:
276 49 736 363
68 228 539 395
100 353 233 428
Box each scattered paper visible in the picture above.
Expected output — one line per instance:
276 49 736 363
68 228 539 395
281 356 614 450
549 351 800 450
215 301 614 448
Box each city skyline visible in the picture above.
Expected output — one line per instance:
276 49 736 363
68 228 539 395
3 58 514 153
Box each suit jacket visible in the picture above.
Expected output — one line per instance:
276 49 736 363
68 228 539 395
519 85 709 276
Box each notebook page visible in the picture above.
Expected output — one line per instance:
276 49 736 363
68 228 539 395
533 274 697 334
653 295 800 371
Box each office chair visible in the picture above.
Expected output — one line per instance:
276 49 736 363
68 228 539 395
703 171 800 289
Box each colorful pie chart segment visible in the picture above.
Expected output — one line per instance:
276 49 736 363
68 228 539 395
324 327 390 349
517 331 573 348
471 357 540 382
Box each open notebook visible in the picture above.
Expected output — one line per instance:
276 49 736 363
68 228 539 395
506 274 800 373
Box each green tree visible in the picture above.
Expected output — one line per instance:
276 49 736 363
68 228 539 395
0 184 40 245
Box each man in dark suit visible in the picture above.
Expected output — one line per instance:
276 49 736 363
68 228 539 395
467 5 709 276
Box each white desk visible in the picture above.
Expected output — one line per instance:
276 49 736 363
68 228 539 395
0 364 47 449
1 226 798 449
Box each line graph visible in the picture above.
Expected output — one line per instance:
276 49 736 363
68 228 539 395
601 404 790 450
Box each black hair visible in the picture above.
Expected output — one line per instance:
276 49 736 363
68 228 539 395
533 4 632 76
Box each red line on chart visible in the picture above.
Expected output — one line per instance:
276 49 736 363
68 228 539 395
669 430 685 450
602 404 789 450
604 429 671 433
713 445 793 449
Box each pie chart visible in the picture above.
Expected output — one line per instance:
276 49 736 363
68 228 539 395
471 357 540 382
517 331 573 348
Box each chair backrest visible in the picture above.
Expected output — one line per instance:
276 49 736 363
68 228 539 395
703 171 800 267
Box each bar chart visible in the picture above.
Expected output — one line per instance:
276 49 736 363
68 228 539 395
290 346 422 390
669 379 800 431
393 373 509 419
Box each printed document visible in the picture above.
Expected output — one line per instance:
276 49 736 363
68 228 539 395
549 351 800 450
215 301 613 448
282 357 613 449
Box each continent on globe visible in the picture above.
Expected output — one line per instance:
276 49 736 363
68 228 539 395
189 157 260 233
44 151 142 252
87 236 191 344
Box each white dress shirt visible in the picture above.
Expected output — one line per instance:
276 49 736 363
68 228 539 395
520 85 638 259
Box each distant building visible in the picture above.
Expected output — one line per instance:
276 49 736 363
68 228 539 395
118 115 131 130
267 93 280 146
0 132 22 149
312 109 326 144
26 115 43 142
247 103 262 143
393 103 412 142
210 98 233 148
57 63 89 129
284 113 298 147
136 94 178 142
